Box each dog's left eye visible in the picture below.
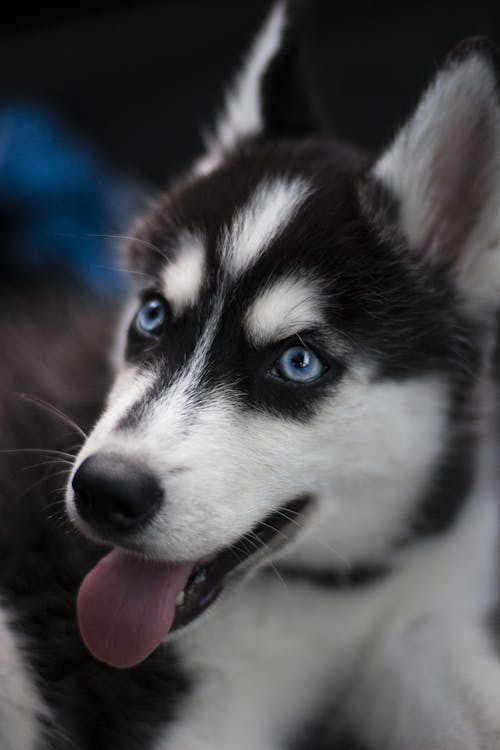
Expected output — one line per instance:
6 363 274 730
271 345 327 384
134 297 166 338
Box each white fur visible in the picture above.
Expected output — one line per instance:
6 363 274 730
222 177 310 278
162 232 206 314
194 2 286 175
68 359 446 568
0 603 45 750
344 446 500 750
67 293 227 532
245 276 324 345
374 53 500 318
154 441 500 750
65 37 500 750
66 364 153 524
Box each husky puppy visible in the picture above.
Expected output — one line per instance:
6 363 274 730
3 1 500 748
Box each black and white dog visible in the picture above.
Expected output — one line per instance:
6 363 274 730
3 1 500 748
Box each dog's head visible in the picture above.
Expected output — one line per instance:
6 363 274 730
66 2 500 667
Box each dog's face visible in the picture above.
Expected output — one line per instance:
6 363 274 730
66 3 500 668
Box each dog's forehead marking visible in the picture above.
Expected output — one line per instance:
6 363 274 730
222 177 311 278
245 276 324 346
162 230 206 314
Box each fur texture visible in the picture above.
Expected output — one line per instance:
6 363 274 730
2 3 500 749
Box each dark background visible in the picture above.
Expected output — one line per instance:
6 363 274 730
1 0 500 191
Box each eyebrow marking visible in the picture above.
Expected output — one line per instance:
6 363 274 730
245 277 324 346
162 231 206 314
222 177 311 278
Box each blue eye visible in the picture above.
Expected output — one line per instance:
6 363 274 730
272 345 327 384
134 297 166 338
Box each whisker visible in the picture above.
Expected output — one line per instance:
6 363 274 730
0 448 77 459
273 508 351 570
15 393 87 440
243 531 289 591
228 542 247 566
46 468 72 480
90 264 154 280
85 233 169 262
21 458 74 472
16 472 66 501
235 503 352 572
47 485 71 498
44 497 67 513
45 503 77 534
256 519 293 545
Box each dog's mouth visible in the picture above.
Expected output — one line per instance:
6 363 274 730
77 497 311 669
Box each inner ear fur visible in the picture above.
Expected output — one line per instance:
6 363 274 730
371 38 500 316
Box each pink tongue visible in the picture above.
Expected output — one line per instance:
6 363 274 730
77 549 194 668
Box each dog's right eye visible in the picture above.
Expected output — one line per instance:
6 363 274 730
270 345 328 384
134 297 166 338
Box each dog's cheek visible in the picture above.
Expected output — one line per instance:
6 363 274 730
140 388 342 560
278 371 449 566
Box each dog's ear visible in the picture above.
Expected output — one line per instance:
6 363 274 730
195 1 322 174
372 39 500 319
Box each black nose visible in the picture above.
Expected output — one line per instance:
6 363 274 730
72 454 163 535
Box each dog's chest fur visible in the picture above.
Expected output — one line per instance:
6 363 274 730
154 460 500 749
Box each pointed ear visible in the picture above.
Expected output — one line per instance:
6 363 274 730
195 0 324 174
372 39 500 318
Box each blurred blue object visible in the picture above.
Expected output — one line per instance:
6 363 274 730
0 104 142 294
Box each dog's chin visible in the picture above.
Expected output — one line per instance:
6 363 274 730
170 495 313 633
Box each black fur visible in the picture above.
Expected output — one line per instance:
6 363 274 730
0 278 191 749
1 3 498 748
124 138 482 543
290 722 368 750
260 0 327 139
274 562 390 589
